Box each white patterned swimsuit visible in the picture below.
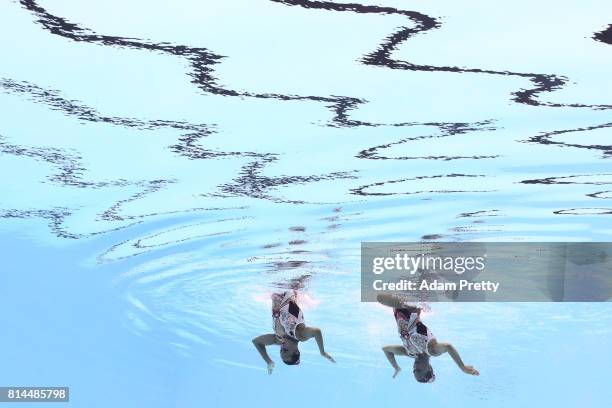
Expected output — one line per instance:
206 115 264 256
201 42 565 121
394 308 435 357
272 290 304 341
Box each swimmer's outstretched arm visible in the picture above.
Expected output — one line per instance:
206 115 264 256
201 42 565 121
429 340 479 376
252 334 279 374
300 326 336 363
382 345 407 378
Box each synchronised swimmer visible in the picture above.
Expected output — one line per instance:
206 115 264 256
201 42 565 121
373 279 500 293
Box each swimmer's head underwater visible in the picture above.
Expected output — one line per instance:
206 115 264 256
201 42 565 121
413 354 435 383
279 336 300 365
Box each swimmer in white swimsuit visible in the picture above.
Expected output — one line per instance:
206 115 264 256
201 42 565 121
377 293 479 383
253 290 335 374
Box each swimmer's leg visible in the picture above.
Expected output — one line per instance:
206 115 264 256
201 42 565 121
382 345 407 378
252 333 280 374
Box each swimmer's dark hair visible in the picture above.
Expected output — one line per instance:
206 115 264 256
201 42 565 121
413 354 435 383
281 351 300 365
415 369 435 383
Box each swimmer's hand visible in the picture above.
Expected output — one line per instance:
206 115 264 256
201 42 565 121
321 352 336 363
392 367 401 379
462 365 479 376
267 361 275 375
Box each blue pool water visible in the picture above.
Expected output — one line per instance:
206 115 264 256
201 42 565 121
0 0 611 407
